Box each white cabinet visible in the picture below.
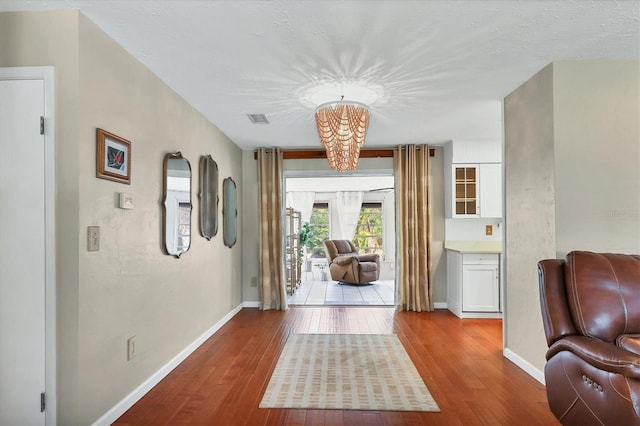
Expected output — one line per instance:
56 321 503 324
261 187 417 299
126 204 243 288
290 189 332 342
448 163 502 218
447 251 500 318
446 139 501 164
478 163 502 219
452 164 479 217
462 261 500 312
444 140 503 219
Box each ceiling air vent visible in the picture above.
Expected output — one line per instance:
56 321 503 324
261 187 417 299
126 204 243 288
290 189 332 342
247 113 269 124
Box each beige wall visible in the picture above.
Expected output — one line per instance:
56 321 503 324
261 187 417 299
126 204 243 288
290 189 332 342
241 150 260 302
240 149 448 305
503 59 640 374
553 60 640 255
429 148 447 304
1 11 243 425
503 63 557 370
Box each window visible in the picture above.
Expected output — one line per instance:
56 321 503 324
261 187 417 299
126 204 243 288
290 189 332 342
309 202 329 258
352 202 384 259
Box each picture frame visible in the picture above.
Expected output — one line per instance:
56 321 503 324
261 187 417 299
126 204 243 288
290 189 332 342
96 128 131 184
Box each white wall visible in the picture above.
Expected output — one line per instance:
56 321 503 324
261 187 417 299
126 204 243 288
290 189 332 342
286 175 394 192
444 218 502 241
1 10 244 425
503 59 639 374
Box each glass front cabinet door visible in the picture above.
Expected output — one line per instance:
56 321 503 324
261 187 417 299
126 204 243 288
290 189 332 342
453 165 479 217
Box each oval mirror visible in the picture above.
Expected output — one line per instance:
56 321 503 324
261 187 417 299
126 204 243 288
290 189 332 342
199 155 219 240
163 152 192 257
223 177 237 248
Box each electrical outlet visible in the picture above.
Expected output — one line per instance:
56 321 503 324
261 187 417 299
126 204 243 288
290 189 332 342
88 226 100 251
127 336 136 361
486 225 493 236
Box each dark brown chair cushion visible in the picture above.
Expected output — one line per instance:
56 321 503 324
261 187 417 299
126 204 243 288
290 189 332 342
538 251 640 425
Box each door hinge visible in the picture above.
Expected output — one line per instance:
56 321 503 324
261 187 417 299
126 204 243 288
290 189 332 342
40 392 45 412
40 116 45 135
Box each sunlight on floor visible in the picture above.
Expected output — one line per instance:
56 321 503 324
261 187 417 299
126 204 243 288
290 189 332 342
288 278 395 306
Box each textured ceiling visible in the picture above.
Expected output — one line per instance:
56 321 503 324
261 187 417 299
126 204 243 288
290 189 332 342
2 0 639 150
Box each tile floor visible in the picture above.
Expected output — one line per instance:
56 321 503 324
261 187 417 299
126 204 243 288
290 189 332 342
288 276 395 306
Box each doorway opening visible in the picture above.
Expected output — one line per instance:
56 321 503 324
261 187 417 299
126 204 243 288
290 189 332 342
284 175 395 306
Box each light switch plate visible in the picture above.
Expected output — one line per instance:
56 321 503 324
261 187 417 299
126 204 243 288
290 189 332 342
88 226 100 251
486 225 493 236
127 336 136 361
119 192 134 209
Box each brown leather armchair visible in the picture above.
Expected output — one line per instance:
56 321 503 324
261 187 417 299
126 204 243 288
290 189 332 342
324 239 380 285
538 251 640 425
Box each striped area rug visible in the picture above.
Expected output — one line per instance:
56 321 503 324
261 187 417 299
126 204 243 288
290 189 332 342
259 334 440 412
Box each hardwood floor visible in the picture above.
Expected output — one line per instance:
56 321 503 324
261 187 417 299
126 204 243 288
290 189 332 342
114 307 559 425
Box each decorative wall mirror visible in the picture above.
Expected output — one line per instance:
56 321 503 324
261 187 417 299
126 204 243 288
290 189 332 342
199 155 219 240
163 152 192 257
222 177 237 248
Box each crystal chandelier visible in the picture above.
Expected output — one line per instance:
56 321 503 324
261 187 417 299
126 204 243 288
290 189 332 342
315 98 370 172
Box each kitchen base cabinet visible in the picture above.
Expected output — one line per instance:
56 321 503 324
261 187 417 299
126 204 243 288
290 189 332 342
463 263 500 312
447 251 501 318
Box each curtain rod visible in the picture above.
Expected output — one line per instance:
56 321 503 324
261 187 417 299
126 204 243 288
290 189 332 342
253 148 435 160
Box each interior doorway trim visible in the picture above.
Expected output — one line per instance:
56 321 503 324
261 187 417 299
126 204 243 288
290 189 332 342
0 66 57 424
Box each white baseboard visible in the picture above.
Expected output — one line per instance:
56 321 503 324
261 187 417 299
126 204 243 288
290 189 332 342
93 303 245 426
459 311 502 319
434 302 448 309
243 301 261 308
503 347 545 385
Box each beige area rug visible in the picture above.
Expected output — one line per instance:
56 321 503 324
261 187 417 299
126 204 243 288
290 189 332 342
259 334 440 412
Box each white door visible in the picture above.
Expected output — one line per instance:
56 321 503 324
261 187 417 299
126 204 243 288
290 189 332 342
479 163 502 218
462 264 500 312
0 78 47 425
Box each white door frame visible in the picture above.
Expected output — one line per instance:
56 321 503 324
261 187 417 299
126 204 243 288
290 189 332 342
0 66 57 425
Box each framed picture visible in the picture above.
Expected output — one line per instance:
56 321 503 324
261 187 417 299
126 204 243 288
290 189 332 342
96 128 131 184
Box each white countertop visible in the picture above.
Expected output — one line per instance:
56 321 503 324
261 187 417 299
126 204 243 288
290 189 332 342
444 240 502 253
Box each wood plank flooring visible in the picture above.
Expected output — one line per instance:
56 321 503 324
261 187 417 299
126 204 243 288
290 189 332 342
114 307 559 425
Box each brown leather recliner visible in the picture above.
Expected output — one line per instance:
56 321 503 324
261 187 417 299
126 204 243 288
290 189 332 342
538 251 640 425
324 239 380 285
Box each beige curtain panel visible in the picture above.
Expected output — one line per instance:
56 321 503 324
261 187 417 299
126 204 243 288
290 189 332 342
394 145 433 312
257 148 287 311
